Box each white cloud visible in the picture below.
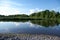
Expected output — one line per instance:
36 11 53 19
0 0 44 15
0 6 20 16
51 7 60 12
29 8 43 14
0 0 21 16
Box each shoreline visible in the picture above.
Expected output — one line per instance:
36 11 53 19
0 34 60 40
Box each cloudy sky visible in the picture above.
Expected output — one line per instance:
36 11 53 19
0 0 60 15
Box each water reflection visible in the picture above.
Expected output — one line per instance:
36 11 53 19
0 20 60 36
0 20 60 27
30 20 60 27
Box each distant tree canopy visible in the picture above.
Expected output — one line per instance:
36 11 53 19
0 10 60 20
29 10 60 19
8 14 29 18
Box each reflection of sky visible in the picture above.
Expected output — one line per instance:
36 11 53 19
0 21 60 36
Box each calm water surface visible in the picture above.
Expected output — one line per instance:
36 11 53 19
0 20 60 36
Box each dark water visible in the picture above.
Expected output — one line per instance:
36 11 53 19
0 20 60 36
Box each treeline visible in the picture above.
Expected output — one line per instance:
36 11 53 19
0 14 29 20
29 10 60 20
0 10 60 20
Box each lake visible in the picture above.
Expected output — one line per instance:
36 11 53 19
0 20 60 37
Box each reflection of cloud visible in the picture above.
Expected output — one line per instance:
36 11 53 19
4 28 9 31
13 22 20 27
30 23 34 27
56 28 59 30
0 27 10 33
0 22 4 24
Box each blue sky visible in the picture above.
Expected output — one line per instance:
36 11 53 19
0 0 60 15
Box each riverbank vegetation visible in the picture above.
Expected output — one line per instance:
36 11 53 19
0 10 60 20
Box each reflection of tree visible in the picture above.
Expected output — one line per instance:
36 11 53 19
30 20 60 27
0 20 29 22
0 19 60 27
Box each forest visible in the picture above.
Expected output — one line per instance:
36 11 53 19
0 10 60 20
